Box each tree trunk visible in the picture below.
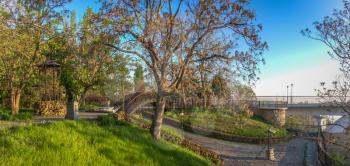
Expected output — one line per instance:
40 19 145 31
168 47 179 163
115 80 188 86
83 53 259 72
150 94 166 140
11 89 21 115
181 84 188 108
79 89 88 106
65 91 79 120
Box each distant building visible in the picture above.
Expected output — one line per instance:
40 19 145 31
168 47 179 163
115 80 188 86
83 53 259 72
325 115 350 133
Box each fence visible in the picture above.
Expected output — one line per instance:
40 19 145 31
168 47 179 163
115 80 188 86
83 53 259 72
317 130 349 166
249 100 288 109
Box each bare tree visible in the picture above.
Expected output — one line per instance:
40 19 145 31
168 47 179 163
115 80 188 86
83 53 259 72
99 0 267 140
316 80 350 116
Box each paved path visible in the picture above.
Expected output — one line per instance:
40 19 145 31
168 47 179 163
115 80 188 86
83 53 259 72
167 125 318 166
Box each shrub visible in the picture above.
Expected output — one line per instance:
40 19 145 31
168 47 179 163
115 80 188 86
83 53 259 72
79 103 101 111
0 108 33 121
331 152 347 165
13 111 33 120
0 109 11 120
97 115 117 126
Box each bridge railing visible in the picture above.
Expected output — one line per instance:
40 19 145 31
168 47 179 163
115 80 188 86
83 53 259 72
256 96 324 104
250 100 288 109
256 96 350 105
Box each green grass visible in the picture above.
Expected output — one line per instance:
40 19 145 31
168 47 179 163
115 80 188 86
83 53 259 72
0 107 34 121
285 115 318 132
161 126 184 140
79 103 102 111
330 152 348 166
165 107 288 138
0 119 210 166
131 115 184 140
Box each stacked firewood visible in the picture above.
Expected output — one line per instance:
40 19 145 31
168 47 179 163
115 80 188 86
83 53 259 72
36 101 67 116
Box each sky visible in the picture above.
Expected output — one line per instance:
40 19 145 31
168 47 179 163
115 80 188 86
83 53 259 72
66 0 344 96
250 0 343 96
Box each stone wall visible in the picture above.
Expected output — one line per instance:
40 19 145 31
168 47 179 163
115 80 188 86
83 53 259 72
253 108 286 127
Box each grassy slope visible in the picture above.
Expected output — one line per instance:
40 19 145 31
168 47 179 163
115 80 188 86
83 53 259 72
0 120 210 166
165 110 287 138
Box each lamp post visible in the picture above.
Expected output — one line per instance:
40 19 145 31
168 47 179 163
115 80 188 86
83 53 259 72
290 83 294 104
180 111 185 137
286 85 289 104
266 128 277 160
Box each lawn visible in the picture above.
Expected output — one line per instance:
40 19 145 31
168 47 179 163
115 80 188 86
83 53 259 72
79 103 103 111
164 107 288 138
0 118 211 166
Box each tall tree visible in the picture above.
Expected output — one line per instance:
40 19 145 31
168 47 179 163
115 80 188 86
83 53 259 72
133 64 145 91
103 55 132 103
76 8 118 105
211 71 230 100
231 82 256 117
100 0 267 140
0 0 71 115
46 8 118 119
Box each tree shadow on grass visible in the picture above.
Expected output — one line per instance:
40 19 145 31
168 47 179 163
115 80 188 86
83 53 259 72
59 120 210 166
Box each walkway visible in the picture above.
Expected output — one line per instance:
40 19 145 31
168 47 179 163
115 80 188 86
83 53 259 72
167 125 318 166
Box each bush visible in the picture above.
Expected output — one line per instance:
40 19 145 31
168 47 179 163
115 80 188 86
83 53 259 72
251 115 269 123
96 115 117 126
331 152 347 165
13 111 33 120
0 109 11 120
79 103 101 111
0 108 33 121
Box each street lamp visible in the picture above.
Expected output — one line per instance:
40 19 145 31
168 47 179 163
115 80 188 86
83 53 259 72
290 83 294 104
286 85 289 104
266 128 277 160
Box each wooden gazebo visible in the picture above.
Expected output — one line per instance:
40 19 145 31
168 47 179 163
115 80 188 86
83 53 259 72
36 60 66 116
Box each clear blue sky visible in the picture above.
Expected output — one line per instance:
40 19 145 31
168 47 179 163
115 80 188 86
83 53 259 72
250 0 343 95
66 0 344 96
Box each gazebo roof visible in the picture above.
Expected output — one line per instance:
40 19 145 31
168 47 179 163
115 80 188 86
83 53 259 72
38 60 61 68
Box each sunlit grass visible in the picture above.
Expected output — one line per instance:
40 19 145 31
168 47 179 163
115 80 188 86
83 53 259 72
165 108 288 138
0 119 211 166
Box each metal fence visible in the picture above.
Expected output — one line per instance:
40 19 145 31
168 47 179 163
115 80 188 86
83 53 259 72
255 96 324 104
249 100 288 109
